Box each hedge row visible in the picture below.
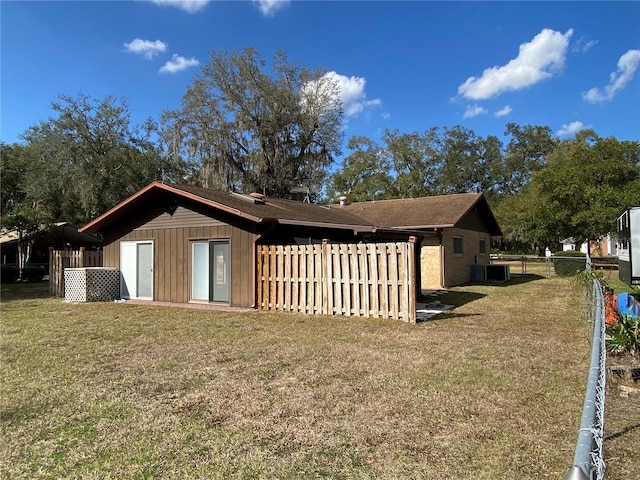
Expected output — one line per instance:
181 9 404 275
553 251 587 277
1 265 46 283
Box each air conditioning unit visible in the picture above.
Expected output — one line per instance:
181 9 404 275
470 264 511 282
470 264 487 281
485 264 511 282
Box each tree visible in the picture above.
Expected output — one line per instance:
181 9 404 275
162 48 344 198
327 136 393 202
501 123 558 195
18 94 181 225
436 125 492 195
532 130 640 249
492 184 564 254
383 128 440 198
0 142 29 215
330 126 512 203
482 134 507 201
1 143 49 277
1 201 51 279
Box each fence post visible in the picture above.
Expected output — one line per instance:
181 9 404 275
407 237 417 323
322 239 329 315
49 247 55 295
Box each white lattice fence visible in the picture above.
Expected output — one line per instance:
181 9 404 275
64 268 120 303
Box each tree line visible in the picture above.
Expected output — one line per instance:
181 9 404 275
2 46 639 273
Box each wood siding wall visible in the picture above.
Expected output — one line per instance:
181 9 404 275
257 242 416 323
102 222 256 308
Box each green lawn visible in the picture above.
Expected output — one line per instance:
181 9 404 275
1 278 638 479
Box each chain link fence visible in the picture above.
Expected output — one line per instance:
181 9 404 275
489 254 618 279
563 279 607 480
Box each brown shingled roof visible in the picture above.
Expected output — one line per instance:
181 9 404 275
80 182 501 237
174 184 375 228
342 193 502 235
80 182 374 234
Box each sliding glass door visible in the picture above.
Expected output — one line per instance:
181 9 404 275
120 241 153 300
191 240 230 303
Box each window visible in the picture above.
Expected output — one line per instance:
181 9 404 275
479 239 486 254
453 236 463 255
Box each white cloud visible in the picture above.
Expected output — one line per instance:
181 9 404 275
463 104 488 119
571 35 598 53
147 0 211 13
124 38 168 59
583 49 640 103
159 54 200 74
494 105 512 117
458 28 574 100
253 0 290 16
309 71 382 118
557 120 589 137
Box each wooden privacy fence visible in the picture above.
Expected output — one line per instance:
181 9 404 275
257 241 417 322
49 247 103 296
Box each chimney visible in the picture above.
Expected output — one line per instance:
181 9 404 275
339 196 347 207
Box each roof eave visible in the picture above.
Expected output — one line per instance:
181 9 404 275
277 218 376 233
390 224 452 230
79 182 264 233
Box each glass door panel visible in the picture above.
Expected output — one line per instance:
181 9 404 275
192 242 210 301
191 240 230 304
211 242 229 303
137 242 153 299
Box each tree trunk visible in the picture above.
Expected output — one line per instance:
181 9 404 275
16 231 33 281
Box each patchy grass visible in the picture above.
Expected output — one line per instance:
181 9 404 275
1 278 637 479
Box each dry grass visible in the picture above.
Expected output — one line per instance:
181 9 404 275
1 278 638 479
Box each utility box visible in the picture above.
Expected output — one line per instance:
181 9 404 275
617 207 640 286
64 267 120 302
470 264 510 282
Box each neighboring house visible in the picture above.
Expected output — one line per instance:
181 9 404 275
561 235 617 256
79 182 501 308
0 222 102 268
617 207 639 286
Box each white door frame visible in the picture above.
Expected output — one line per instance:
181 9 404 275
189 239 230 304
120 240 154 300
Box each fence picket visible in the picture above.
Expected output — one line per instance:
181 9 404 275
333 245 342 315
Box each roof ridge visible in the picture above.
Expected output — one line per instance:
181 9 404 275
346 191 481 207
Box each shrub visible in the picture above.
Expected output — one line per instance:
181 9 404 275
21 265 45 282
553 250 587 277
573 269 607 288
0 265 19 284
606 314 640 357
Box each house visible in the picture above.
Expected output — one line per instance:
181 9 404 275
79 182 501 308
561 235 618 256
340 194 502 289
617 207 639 286
0 222 102 269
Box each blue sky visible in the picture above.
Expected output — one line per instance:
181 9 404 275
2 1 639 155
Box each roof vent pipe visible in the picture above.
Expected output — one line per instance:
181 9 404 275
339 196 347 207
